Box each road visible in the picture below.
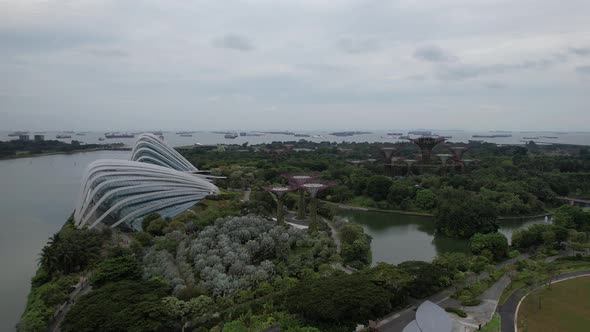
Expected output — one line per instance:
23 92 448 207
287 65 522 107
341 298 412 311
497 269 590 332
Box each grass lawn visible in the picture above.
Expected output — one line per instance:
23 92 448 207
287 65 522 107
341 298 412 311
517 276 590 332
480 313 500 332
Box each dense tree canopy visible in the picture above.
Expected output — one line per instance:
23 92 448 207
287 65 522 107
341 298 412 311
468 232 508 261
435 187 498 238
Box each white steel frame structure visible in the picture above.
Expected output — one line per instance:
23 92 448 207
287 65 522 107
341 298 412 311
131 133 197 172
74 159 218 230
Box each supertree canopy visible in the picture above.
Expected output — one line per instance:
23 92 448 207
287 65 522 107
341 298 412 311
261 185 296 224
282 173 321 219
409 136 446 163
448 146 470 161
301 181 336 232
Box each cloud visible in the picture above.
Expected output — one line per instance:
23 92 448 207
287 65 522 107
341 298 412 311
212 34 254 51
83 48 128 58
436 57 561 80
336 38 380 54
570 47 590 56
483 82 507 90
576 65 590 75
413 45 457 62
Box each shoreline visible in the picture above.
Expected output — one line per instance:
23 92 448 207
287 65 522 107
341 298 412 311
0 148 131 161
323 200 552 220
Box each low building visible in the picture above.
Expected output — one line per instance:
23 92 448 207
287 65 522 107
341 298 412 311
402 301 452 332
34 135 45 142
19 135 30 141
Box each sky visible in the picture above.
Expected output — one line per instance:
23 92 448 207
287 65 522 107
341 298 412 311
1 0 589 131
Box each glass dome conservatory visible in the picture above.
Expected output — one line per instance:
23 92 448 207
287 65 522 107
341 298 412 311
74 159 218 230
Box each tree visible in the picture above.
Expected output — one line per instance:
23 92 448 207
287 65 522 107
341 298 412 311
468 232 508 261
92 255 142 286
39 227 104 276
435 187 498 238
398 261 451 298
142 213 162 231
366 175 393 201
162 295 215 331
387 181 414 206
286 273 392 326
553 205 590 232
146 217 168 236
61 280 174 332
415 189 436 210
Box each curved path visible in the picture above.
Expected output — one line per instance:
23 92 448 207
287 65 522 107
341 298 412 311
497 269 590 332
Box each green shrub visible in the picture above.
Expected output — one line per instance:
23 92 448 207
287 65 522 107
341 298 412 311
445 307 467 318
461 298 481 306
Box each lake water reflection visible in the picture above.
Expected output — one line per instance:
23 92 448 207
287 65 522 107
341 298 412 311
337 210 545 265
0 151 129 331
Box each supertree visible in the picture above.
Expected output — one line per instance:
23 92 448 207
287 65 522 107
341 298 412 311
404 159 417 177
436 154 453 175
301 181 336 232
381 147 399 176
409 136 446 163
261 185 296 225
448 146 470 161
282 173 321 219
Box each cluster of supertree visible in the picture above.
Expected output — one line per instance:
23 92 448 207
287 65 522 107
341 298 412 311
381 140 475 176
262 173 335 232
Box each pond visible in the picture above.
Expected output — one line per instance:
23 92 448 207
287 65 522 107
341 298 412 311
336 210 546 265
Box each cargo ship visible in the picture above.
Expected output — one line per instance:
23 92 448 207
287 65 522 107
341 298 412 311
224 132 238 139
105 133 135 139
56 135 72 139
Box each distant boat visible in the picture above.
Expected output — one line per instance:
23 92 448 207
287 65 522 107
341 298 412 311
473 134 512 138
179 134 193 137
98 138 105 141
408 130 432 136
294 134 311 137
523 137 539 139
387 132 403 136
76 133 86 136
105 133 135 139
224 132 238 139
56 135 72 139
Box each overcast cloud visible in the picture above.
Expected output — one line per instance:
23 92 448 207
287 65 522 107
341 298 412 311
0 0 589 131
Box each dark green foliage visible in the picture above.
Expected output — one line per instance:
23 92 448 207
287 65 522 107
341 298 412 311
0 139 101 158
553 205 590 232
366 175 393 201
146 217 167 236
415 189 437 210
511 223 569 250
366 263 411 308
142 213 161 231
61 280 173 332
435 187 498 238
17 274 79 332
461 298 481 306
398 261 451 298
339 223 372 267
469 232 508 261
445 307 467 318
39 226 105 276
286 273 392 327
134 231 153 247
91 255 142 286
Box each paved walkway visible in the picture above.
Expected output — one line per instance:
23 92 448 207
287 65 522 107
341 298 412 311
497 269 590 332
377 253 536 332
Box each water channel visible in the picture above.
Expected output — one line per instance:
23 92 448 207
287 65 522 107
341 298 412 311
0 150 544 330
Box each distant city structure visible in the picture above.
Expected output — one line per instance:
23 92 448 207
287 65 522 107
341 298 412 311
409 136 446 163
74 160 218 230
74 134 219 230
34 135 45 142
18 135 30 141
262 185 296 224
402 300 452 332
283 173 321 219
